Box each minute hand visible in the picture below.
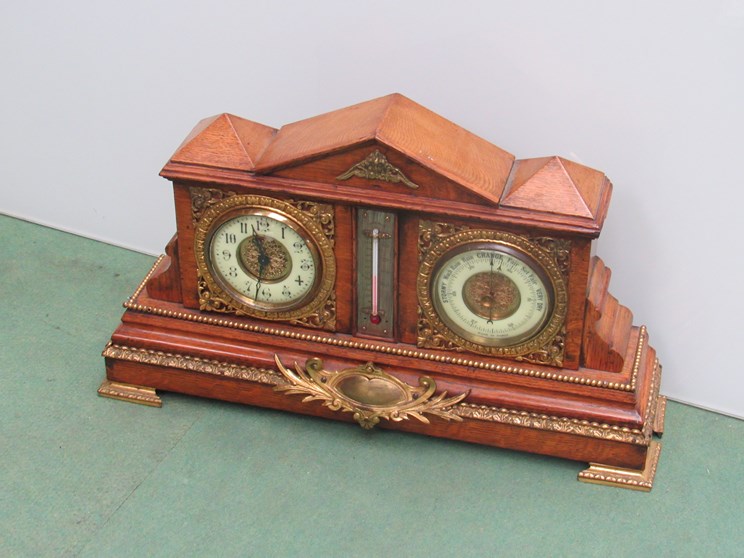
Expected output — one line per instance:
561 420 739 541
251 226 269 300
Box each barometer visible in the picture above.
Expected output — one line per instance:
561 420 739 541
418 229 567 356
100 94 666 490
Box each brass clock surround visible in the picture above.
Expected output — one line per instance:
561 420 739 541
417 228 568 357
194 194 336 322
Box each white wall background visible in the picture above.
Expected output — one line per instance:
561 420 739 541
3 1 743 418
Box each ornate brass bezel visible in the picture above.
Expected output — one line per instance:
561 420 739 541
417 226 568 358
194 194 336 323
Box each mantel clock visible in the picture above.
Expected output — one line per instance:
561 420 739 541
100 94 666 490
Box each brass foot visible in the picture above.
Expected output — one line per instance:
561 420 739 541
98 380 162 407
578 441 661 491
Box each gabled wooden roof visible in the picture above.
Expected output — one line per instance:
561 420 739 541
501 156 611 222
169 113 276 171
252 94 515 204
162 94 612 233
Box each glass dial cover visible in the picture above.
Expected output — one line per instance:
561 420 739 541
432 244 552 347
208 211 319 311
194 194 336 322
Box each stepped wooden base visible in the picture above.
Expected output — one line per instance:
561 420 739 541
101 287 666 490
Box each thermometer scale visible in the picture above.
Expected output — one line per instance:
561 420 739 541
355 208 396 339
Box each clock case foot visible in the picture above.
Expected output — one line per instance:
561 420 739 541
579 439 662 491
101 257 666 490
97 379 162 407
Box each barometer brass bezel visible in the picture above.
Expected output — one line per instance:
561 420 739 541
194 194 336 321
417 229 567 357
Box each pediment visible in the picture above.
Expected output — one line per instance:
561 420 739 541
252 94 515 205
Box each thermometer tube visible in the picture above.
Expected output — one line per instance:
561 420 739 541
370 228 381 324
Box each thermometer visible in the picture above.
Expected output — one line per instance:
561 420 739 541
356 209 396 339
370 228 381 324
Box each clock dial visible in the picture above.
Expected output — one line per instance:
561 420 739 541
432 245 551 347
209 212 318 310
194 195 336 322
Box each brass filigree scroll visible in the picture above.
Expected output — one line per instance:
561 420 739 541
273 356 468 429
191 187 234 222
336 150 420 189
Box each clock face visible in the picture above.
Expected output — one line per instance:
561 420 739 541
432 244 551 347
208 212 319 311
417 228 567 357
194 195 335 321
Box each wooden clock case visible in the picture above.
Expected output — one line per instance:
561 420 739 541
100 94 665 490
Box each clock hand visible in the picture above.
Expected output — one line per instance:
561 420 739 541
487 254 495 324
251 225 269 300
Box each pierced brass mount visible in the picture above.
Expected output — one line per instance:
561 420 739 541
337 150 420 189
273 355 468 429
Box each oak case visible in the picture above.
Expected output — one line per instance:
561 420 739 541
100 94 665 490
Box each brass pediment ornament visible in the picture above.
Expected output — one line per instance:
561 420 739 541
273 355 468 429
336 150 420 189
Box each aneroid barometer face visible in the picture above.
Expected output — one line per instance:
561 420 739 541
433 244 550 346
194 195 335 320
418 229 567 356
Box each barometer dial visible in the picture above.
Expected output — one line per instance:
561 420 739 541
432 245 551 347
417 229 567 356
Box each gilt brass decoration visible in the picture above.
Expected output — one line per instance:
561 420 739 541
102 343 285 386
417 221 469 261
455 402 648 445
337 150 420 189
191 186 234 222
274 356 468 429
292 200 335 246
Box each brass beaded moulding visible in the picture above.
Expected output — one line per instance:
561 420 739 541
125 255 645 393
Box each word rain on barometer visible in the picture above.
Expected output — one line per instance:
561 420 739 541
100 95 666 490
